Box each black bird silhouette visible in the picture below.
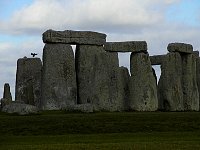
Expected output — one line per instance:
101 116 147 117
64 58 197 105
31 53 38 57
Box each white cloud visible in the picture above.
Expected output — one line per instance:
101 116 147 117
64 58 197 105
0 0 182 35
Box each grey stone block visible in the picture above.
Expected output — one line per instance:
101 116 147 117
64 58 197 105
43 29 106 45
167 43 193 53
2 102 39 115
104 41 147 52
15 58 42 108
182 54 199 111
3 83 12 101
41 44 77 110
158 52 184 111
130 52 158 111
150 55 166 65
76 45 126 111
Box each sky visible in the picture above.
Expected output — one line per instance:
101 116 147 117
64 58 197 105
0 0 200 99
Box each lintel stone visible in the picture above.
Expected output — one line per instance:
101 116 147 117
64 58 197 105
104 41 147 52
150 55 166 65
168 43 193 53
43 29 106 45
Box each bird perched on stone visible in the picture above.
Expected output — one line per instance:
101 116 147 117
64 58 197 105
31 53 38 57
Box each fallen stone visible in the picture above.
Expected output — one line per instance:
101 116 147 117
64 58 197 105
15 57 42 108
158 52 184 111
150 55 166 65
43 29 106 45
2 102 39 115
167 43 193 53
104 41 147 52
41 43 77 110
130 52 158 111
63 104 94 113
1 98 11 109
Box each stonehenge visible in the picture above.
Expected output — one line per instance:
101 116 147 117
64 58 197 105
1 29 200 113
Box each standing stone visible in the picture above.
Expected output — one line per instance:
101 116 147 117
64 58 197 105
15 57 42 108
130 52 158 111
75 45 105 105
158 52 183 111
182 54 199 111
196 58 200 109
3 83 12 101
76 45 125 111
41 44 77 110
119 66 130 110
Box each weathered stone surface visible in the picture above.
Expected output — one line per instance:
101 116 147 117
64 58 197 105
168 43 193 53
158 52 199 111
41 44 77 110
196 58 200 109
150 55 166 65
158 52 184 111
130 52 158 111
3 83 12 101
193 51 199 57
43 29 106 45
104 41 147 52
2 102 39 115
15 58 42 108
76 45 125 111
1 98 11 109
118 66 130 110
63 104 94 113
182 54 199 111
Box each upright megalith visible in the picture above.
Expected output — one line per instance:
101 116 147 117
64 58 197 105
1 83 12 109
158 43 199 111
41 44 77 110
130 52 158 111
15 57 42 108
182 54 199 111
158 52 183 111
119 66 130 110
3 83 12 101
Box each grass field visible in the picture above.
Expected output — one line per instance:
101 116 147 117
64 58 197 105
0 111 200 149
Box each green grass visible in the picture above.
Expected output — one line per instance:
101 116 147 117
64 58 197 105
1 111 200 149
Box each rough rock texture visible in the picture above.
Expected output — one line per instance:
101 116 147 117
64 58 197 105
196 58 200 109
158 52 199 111
76 45 125 111
3 83 12 101
158 52 184 111
43 29 106 45
130 52 158 111
41 44 77 110
2 102 39 115
168 43 193 54
63 104 94 113
15 58 42 108
104 41 147 52
150 55 166 65
182 54 199 111
118 66 130 110
1 98 11 109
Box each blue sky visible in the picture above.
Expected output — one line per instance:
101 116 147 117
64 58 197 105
0 0 200 99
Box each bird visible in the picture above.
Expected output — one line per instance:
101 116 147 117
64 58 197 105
31 53 38 57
